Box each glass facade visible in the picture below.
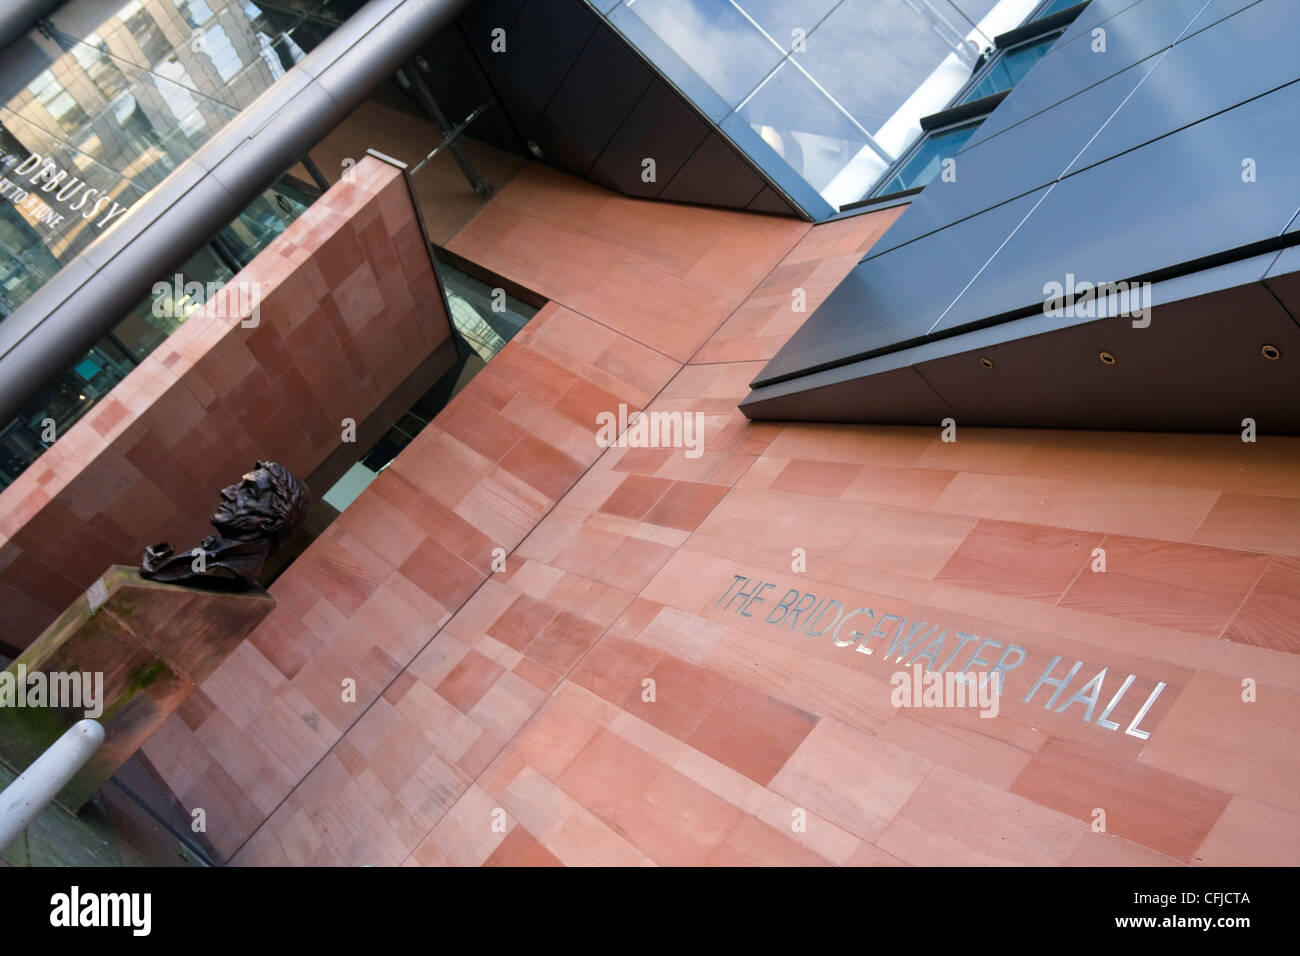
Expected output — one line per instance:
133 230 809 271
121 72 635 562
874 119 981 195
1033 0 1084 17
597 0 1045 212
0 0 1083 488
0 0 369 487
0 0 528 490
0 1 369 319
861 0 1084 202
960 30 1062 103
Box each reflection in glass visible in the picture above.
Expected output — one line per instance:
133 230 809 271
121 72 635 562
0 0 527 490
875 120 982 194
732 0 840 49
595 0 1043 210
442 264 533 364
407 101 527 245
0 0 337 323
941 0 1002 41
1034 0 1086 18
0 337 135 486
740 62 869 193
795 0 979 136
627 0 784 106
960 32 1061 103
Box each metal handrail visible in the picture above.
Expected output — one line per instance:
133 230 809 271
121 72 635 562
0 719 104 854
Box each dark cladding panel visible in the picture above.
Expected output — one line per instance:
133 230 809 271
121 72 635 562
531 24 654 177
1068 0 1300 174
660 133 766 209
744 0 1300 432
869 57 1155 258
741 365 954 424
526 114 597 178
1060 0 1144 34
747 185 800 216
1015 0 1206 108
914 282 1300 431
1182 0 1268 37
931 81 1300 337
457 0 803 215
588 82 709 200
1264 245 1300 325
459 0 527 69
753 187 1051 387
963 0 1203 152
480 0 598 141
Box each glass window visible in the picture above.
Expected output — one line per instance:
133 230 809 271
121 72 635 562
1035 0 1085 19
201 24 243 83
796 0 981 137
589 0 1049 212
121 4 175 65
0 0 381 491
730 0 840 51
213 182 311 267
256 31 287 82
440 263 533 364
0 105 153 267
0 337 135 486
27 72 91 135
0 204 60 319
739 61 870 194
625 0 784 106
181 0 216 28
961 31 1062 102
70 36 131 102
875 120 982 194
151 59 206 134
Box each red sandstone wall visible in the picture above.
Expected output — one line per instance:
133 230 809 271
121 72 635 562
144 164 1300 867
0 157 450 651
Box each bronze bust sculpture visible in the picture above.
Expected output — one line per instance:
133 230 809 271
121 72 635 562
141 460 310 587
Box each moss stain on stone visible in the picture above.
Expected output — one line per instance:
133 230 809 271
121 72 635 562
100 658 172 723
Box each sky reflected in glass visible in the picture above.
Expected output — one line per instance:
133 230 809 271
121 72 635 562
604 0 1044 211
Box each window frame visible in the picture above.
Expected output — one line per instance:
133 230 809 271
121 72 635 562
857 0 1089 206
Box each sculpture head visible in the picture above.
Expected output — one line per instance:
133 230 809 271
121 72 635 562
141 460 310 588
211 460 310 546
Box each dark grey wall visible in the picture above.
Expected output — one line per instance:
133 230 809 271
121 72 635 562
458 0 798 216
744 0 1300 433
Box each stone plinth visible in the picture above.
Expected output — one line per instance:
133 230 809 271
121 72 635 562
0 565 274 811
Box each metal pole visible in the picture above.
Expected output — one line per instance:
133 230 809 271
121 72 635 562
298 153 333 194
399 62 493 198
0 719 105 854
0 0 473 426
0 0 62 56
